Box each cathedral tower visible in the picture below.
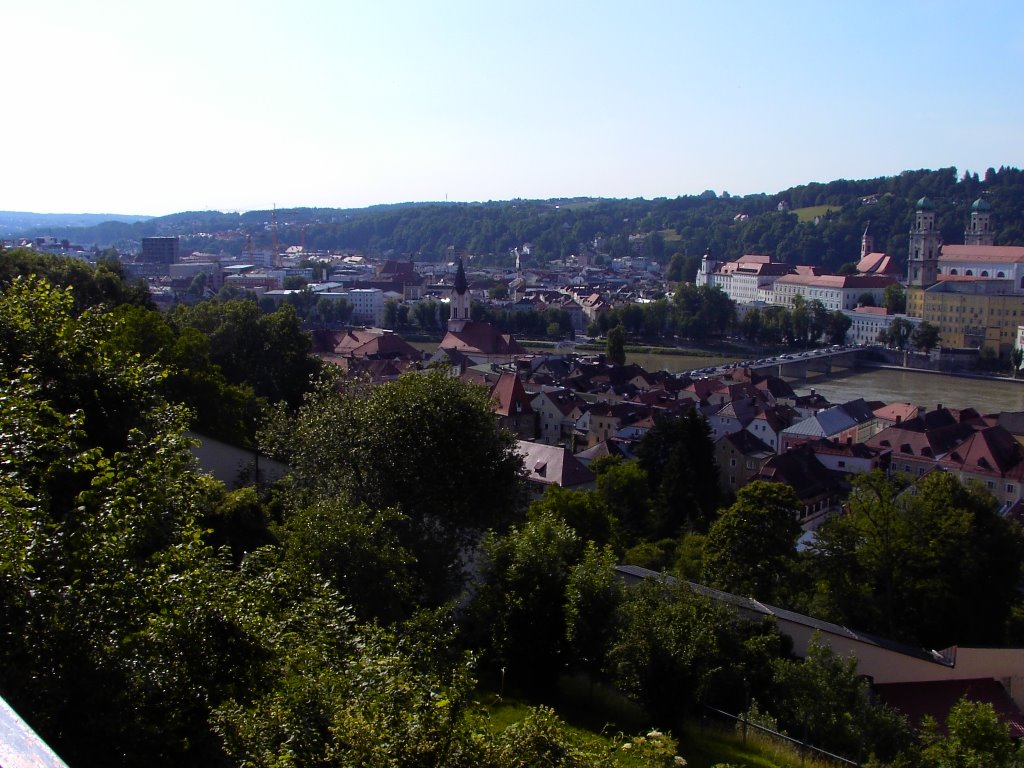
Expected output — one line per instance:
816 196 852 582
964 197 995 247
907 197 942 287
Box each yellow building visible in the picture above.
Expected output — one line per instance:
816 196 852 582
914 278 1024 357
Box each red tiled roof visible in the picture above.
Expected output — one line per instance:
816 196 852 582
490 372 534 417
940 244 1024 264
439 322 527 356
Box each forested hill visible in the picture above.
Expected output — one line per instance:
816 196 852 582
16 166 1024 273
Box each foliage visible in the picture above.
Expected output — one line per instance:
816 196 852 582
808 471 1024 647
910 320 940 353
171 297 319 408
919 698 1024 768
607 578 754 725
264 369 525 602
635 411 720 535
702 482 801 605
768 637 911 763
607 324 627 365
0 247 152 312
464 514 584 691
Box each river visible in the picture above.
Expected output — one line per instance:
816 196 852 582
785 367 1024 415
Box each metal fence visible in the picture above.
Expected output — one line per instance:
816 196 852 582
702 705 860 768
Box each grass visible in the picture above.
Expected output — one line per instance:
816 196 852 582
477 679 841 768
792 205 841 222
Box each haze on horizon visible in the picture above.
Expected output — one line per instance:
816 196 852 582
6 0 1023 217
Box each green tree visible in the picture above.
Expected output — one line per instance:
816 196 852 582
263 370 525 601
883 283 907 314
702 482 801 604
769 637 911 763
911 320 941 353
825 310 852 346
884 316 914 349
635 411 720 534
809 471 1024 646
920 698 1024 768
465 514 583 691
606 324 626 365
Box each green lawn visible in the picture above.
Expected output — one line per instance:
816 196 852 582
792 205 841 222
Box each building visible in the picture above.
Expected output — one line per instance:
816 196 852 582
773 273 897 312
697 253 793 305
912 279 1023 356
140 236 179 264
344 287 385 327
907 197 942 288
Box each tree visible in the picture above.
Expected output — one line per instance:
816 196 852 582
635 411 720 534
769 637 911 763
464 514 583 690
825 310 852 346
263 370 525 601
702 482 801 604
809 471 1024 647
883 283 907 314
884 317 914 349
606 324 626 365
911 320 941 353
920 698 1024 768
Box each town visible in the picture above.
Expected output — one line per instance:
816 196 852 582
2 182 1024 768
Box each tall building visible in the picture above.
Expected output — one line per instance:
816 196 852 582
140 236 179 264
907 197 942 288
964 197 995 247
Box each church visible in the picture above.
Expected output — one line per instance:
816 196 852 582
906 197 1024 357
435 259 526 366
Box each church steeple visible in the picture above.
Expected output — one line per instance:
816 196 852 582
908 197 942 287
861 224 874 259
448 258 471 332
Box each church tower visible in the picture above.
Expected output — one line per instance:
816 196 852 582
907 197 942 287
860 224 874 259
447 258 471 332
964 197 995 247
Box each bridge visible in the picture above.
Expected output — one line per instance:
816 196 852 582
745 347 865 380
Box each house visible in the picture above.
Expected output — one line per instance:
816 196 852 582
756 444 847 528
714 431 775 498
938 425 1024 507
516 440 596 499
489 372 536 440
530 387 586 445
779 399 879 453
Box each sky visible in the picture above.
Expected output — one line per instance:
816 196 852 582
5 1 1023 216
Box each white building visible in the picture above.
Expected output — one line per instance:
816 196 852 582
773 274 897 311
697 253 793 305
842 306 920 346
340 287 385 327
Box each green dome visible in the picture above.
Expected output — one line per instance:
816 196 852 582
916 196 935 211
971 197 992 212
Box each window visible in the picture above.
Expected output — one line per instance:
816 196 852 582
1007 483 1015 493
987 481 995 489
730 458 737 467
837 460 846 468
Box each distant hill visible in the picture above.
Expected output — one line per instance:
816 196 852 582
5 166 1023 272
0 211 151 238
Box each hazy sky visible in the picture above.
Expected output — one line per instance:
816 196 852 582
5 1 1023 215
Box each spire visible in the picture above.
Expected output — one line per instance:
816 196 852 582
454 258 468 294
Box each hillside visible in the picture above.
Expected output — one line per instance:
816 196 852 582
8 166 1024 274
